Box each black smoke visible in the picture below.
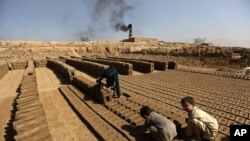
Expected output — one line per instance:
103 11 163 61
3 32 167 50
115 23 132 32
83 0 133 39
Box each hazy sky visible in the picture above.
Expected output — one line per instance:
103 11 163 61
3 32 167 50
0 0 250 47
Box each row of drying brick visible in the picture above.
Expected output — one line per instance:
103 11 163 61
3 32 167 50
59 85 130 141
121 85 232 140
71 76 111 104
177 66 250 80
119 77 249 139
120 73 250 114
47 59 75 82
81 57 133 75
67 85 137 141
120 77 250 124
13 62 52 141
0 62 9 79
65 58 108 77
107 56 177 70
99 57 154 73
46 59 113 104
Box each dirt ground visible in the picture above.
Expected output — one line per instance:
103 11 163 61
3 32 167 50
0 70 24 141
35 67 97 141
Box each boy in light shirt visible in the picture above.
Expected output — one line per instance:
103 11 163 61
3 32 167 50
181 96 218 141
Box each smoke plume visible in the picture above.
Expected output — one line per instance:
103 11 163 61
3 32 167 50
83 0 133 40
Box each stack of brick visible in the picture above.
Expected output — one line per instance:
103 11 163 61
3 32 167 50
59 56 71 63
24 61 35 76
10 60 27 70
65 58 108 77
13 61 52 141
34 59 47 68
0 62 9 79
72 76 113 104
47 59 75 82
100 57 154 73
138 59 168 71
168 61 177 69
81 58 133 75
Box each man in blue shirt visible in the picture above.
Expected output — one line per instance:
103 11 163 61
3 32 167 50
96 66 121 98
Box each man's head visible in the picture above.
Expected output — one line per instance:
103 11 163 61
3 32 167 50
140 106 153 119
181 96 195 112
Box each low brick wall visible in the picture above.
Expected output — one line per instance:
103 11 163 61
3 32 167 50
168 61 177 69
100 57 154 73
65 58 108 77
72 76 112 104
47 59 75 82
34 59 48 68
0 62 9 79
24 60 35 76
10 60 27 70
138 59 167 71
81 58 133 75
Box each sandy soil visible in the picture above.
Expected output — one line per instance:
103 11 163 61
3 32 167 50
0 69 24 141
36 67 97 141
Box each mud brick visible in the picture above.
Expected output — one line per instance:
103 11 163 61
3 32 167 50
225 113 236 121
215 133 230 141
219 125 230 135
224 103 233 108
207 103 216 108
218 111 227 118
216 105 225 110
213 115 220 120
218 117 228 125
239 111 248 118
17 99 40 108
133 117 145 126
123 111 136 120
17 102 42 111
232 105 241 111
226 120 237 126
235 116 245 124
210 109 220 115
222 107 231 113
245 119 250 125
113 106 127 115
124 102 135 109
110 105 123 112
231 109 240 115
202 106 211 112
105 101 117 106
215 133 229 141
128 114 141 124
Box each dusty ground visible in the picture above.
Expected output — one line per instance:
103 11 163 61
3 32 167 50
0 70 24 141
35 67 97 141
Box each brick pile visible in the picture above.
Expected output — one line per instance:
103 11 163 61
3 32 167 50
65 58 108 77
100 57 154 73
10 60 27 70
72 76 113 104
13 61 52 141
0 62 9 79
34 59 47 67
47 59 75 82
81 57 133 75
59 85 130 141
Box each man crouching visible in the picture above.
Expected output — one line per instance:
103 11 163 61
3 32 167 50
135 106 177 141
181 96 218 141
